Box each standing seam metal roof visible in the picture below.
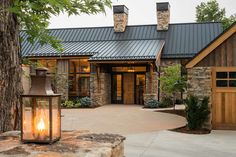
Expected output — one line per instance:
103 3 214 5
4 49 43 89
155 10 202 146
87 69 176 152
20 22 222 60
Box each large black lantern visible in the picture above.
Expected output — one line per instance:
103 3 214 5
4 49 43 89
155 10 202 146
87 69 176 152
21 67 61 144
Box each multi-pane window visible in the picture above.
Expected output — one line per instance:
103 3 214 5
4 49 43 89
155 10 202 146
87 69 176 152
69 59 90 98
216 72 236 87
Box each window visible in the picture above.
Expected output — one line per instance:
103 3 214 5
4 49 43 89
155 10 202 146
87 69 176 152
216 71 236 87
69 59 90 97
30 60 57 74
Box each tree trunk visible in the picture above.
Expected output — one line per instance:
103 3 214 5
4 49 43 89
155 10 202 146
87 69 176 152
0 0 22 132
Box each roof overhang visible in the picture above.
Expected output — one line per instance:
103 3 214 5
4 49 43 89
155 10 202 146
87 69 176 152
186 21 236 69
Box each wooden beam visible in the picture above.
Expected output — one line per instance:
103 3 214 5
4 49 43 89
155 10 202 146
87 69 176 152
186 24 236 68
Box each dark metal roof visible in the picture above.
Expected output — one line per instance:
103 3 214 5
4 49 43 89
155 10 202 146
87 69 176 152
90 40 164 61
21 22 222 60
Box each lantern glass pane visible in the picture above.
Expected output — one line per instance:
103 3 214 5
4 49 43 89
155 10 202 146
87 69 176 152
22 97 50 141
52 96 60 139
22 97 33 140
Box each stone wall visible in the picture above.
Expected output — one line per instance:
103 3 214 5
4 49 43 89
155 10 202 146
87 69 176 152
187 67 212 129
113 13 128 32
56 60 69 100
157 10 170 30
144 72 159 105
21 65 30 94
90 72 111 106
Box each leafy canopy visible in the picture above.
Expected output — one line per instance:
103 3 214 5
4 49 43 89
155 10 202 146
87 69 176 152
8 0 112 51
159 64 187 97
196 0 236 30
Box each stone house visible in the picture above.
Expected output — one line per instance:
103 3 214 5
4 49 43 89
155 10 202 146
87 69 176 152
21 2 222 107
186 21 236 130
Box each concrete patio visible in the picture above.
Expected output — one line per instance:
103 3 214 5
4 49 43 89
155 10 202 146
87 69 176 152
61 105 186 134
61 105 236 157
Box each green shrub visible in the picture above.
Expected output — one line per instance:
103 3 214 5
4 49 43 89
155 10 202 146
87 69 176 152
80 97 92 108
62 100 74 108
144 99 159 108
185 95 210 130
159 97 173 108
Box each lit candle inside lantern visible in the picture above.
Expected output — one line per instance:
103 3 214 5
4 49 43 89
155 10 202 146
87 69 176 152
37 118 46 132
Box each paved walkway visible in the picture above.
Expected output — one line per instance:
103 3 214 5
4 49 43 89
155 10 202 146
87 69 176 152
125 130 236 157
61 105 186 134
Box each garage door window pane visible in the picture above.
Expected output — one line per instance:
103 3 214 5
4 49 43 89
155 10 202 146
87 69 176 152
216 80 228 87
216 72 228 78
229 72 236 78
229 80 236 87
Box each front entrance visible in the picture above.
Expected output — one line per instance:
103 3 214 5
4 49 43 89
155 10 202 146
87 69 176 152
112 72 145 104
212 67 236 130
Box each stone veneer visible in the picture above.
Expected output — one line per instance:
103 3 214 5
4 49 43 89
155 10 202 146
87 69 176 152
113 13 128 32
53 59 69 100
144 72 159 105
157 10 170 30
187 67 212 129
90 73 111 106
0 131 125 157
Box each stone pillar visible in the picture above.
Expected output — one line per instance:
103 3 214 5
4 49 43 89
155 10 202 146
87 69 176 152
156 2 170 31
144 64 159 105
187 67 212 129
21 65 31 94
113 5 129 32
56 59 69 100
90 65 111 106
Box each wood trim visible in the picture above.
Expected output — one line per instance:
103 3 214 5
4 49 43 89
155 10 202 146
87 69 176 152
186 24 236 68
155 42 165 66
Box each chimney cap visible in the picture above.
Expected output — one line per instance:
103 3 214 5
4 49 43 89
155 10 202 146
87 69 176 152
113 5 129 14
156 2 170 11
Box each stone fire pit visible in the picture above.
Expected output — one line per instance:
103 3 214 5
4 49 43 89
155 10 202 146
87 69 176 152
0 130 125 157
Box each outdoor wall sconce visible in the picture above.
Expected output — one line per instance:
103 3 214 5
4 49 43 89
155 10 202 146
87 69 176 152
21 67 61 144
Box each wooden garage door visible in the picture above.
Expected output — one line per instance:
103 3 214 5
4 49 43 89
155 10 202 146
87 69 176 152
212 68 236 130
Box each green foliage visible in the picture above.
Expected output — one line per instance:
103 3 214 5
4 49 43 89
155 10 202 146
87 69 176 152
80 97 92 108
62 100 74 108
159 97 173 108
196 0 236 29
8 0 112 51
144 99 159 108
159 64 187 97
185 95 210 130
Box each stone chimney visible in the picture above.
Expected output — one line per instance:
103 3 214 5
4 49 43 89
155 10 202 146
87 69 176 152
113 5 129 32
156 2 170 31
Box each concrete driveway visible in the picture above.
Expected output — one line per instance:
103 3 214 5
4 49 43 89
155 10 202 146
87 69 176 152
61 105 236 157
125 130 236 157
61 105 186 134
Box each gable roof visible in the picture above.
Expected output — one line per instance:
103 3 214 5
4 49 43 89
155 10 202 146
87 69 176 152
21 22 222 61
186 21 236 68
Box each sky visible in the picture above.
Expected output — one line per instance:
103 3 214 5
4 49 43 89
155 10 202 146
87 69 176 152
49 0 236 29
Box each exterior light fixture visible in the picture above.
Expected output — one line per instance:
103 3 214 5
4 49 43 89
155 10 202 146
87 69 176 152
21 67 61 144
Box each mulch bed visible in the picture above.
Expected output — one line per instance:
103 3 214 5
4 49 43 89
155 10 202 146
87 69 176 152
156 109 186 117
171 126 211 134
156 109 211 134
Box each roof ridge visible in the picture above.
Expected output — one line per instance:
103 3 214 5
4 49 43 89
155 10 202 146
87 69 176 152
20 22 221 31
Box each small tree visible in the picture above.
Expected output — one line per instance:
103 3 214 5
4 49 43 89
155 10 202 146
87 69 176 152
159 64 187 109
185 95 210 130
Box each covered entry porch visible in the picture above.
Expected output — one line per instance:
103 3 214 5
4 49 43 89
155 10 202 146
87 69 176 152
89 62 159 106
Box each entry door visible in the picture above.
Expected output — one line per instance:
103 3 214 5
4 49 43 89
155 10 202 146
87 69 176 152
123 73 135 104
212 68 236 130
112 74 123 104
